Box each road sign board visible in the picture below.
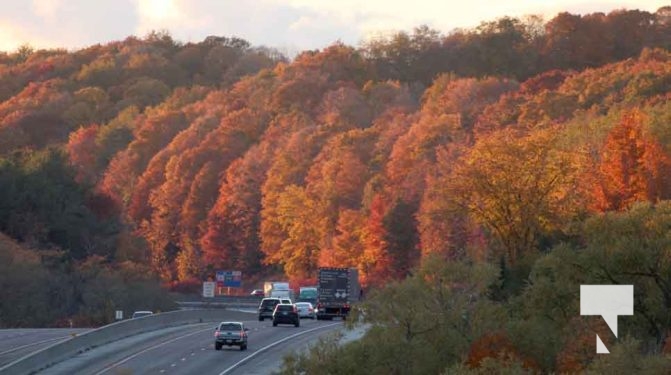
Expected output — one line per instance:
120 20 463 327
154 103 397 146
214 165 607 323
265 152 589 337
203 281 216 298
215 270 242 287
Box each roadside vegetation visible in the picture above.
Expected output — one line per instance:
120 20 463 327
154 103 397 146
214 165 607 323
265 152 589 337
280 203 671 373
0 233 175 327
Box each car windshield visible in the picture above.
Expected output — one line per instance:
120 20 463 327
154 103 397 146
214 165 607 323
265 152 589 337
219 323 242 331
299 289 318 298
276 304 293 311
296 303 310 308
261 299 280 307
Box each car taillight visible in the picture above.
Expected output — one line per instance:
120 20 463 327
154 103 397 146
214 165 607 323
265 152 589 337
240 332 244 338
214 330 220 337
317 303 322 309
344 304 349 309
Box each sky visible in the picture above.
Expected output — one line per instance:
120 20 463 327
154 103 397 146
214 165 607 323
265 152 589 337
0 0 669 54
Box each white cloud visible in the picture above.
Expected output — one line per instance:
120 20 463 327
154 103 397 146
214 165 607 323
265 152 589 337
0 20 54 52
0 0 668 53
132 0 213 36
273 0 671 39
32 0 63 21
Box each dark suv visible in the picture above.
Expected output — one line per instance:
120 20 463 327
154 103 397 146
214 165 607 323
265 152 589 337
272 303 300 327
214 322 248 351
258 298 281 321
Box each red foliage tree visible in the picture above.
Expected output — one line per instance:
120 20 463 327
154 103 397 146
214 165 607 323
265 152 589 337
466 331 539 371
360 194 393 287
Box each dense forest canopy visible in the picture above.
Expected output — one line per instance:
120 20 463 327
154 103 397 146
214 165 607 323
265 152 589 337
2 6 671 345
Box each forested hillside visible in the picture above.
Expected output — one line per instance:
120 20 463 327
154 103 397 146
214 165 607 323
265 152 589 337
2 6 671 333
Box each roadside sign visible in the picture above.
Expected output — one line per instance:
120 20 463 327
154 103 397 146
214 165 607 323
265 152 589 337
115 310 123 320
215 270 242 287
203 281 216 298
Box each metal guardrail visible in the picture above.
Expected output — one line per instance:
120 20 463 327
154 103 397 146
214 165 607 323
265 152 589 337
175 295 264 303
0 309 253 375
175 296 263 310
175 295 265 310
177 301 258 309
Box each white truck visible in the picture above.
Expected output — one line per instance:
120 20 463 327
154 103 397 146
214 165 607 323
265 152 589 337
263 281 292 300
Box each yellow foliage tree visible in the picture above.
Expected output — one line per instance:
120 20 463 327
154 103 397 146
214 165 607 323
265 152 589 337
446 126 586 263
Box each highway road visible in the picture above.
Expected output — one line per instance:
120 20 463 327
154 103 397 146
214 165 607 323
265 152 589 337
31 312 344 375
0 328 90 368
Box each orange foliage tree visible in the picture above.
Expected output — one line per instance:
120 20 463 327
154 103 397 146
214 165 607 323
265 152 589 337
359 194 393 287
201 147 270 273
66 125 100 183
590 109 671 212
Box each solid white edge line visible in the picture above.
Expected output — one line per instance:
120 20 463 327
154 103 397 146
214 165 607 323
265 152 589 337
94 324 212 375
218 322 341 375
0 335 71 357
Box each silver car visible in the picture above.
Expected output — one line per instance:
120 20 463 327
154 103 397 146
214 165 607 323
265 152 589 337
295 302 316 319
131 311 153 319
215 321 248 350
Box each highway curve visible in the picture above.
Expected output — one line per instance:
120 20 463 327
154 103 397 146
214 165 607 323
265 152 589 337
35 312 344 375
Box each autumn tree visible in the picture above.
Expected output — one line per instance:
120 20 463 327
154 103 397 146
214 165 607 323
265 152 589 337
590 109 671 212
418 143 475 261
359 194 392 287
361 25 445 84
95 106 138 170
304 130 375 264
99 108 188 205
260 125 332 277
266 185 321 281
62 87 111 127
446 127 586 263
66 125 100 184
319 209 366 268
201 148 269 273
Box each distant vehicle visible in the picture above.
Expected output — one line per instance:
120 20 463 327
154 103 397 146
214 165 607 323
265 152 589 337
131 311 153 319
250 289 265 297
258 298 281 321
316 267 360 320
264 281 292 299
214 321 248 351
295 302 316 319
298 286 318 305
272 303 300 327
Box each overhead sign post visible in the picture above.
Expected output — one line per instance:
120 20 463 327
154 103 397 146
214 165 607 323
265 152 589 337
203 281 215 298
